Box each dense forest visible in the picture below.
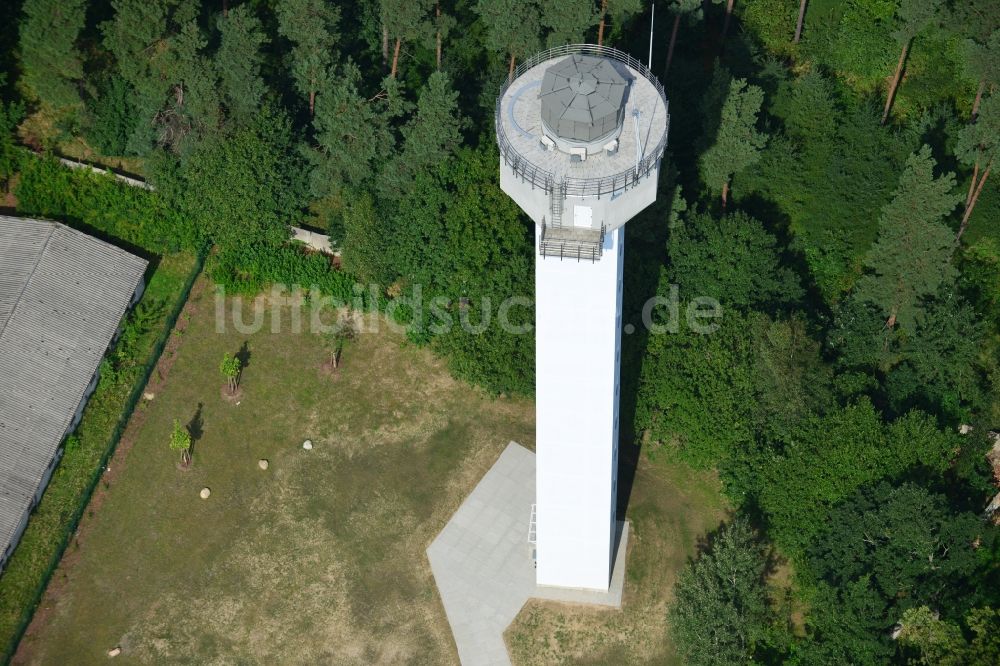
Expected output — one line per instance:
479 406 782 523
2 0 1000 663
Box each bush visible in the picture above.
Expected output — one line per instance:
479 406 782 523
14 155 203 253
210 243 362 305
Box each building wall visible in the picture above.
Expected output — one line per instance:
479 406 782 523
535 227 623 591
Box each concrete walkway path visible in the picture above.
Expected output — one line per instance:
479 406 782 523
427 442 628 666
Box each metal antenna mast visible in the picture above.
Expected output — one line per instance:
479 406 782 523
648 2 655 69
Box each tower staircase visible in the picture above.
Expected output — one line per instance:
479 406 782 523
538 179 605 261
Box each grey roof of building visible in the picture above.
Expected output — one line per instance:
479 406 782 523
539 55 630 142
0 216 147 560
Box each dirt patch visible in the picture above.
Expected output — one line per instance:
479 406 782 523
220 385 244 403
1 177 18 214
317 358 343 379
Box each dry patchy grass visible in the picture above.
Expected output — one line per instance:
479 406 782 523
15 284 533 665
14 281 727 665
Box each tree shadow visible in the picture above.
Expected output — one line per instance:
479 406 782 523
186 402 204 455
236 340 251 370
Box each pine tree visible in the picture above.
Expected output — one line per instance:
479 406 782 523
102 0 200 154
961 30 999 119
310 61 394 196
380 0 433 79
19 0 86 112
163 21 222 155
216 4 268 124
540 0 597 48
715 0 736 46
429 1 456 71
596 0 643 46
476 0 541 78
276 0 340 116
852 146 962 331
794 0 808 43
955 93 999 239
665 0 702 77
882 0 945 125
379 71 462 198
698 69 767 209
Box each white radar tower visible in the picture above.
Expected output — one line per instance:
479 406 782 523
496 45 669 591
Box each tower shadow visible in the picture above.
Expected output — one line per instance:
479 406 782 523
615 164 678 520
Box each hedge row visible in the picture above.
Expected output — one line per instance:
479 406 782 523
14 153 202 253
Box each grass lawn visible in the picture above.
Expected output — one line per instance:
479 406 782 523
13 280 727 665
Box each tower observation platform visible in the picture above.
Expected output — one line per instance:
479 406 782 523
496 45 669 261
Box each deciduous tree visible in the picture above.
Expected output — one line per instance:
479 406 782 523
170 418 192 466
669 518 771 666
759 401 957 554
668 210 802 311
807 482 982 607
220 353 242 393
0 84 24 192
161 105 306 259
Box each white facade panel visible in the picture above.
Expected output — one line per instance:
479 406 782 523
535 227 623 591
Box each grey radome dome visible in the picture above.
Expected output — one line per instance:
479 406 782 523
539 55 630 144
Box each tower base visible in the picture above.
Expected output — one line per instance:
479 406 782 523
427 442 629 666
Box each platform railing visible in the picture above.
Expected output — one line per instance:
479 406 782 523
538 223 605 262
495 44 670 198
